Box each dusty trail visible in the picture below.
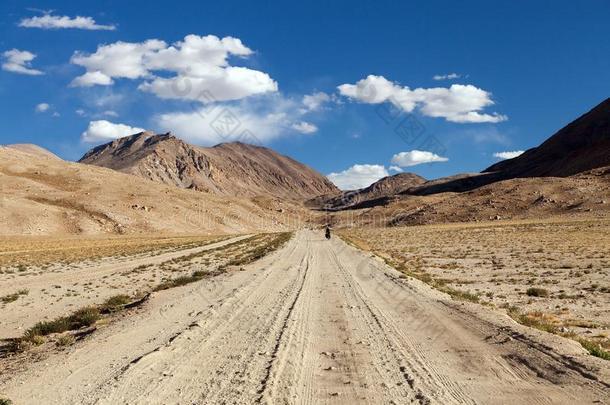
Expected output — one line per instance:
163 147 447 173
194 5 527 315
1 230 608 404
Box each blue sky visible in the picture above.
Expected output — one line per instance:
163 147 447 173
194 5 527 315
1 1 609 189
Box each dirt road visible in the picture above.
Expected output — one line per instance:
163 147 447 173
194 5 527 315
1 231 608 404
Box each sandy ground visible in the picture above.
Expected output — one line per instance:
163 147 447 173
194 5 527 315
1 230 609 404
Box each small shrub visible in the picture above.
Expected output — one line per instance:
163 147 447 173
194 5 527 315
0 397 14 405
25 306 100 338
56 334 75 347
29 335 45 346
577 339 610 360
26 318 71 337
508 309 558 334
67 307 100 329
153 271 208 291
100 295 131 312
526 287 550 297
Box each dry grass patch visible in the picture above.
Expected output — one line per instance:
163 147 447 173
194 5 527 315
0 234 229 269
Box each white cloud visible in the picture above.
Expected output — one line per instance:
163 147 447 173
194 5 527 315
139 66 277 102
19 14 116 30
102 110 118 117
2 49 43 75
391 150 449 167
327 164 389 190
75 109 85 116
81 120 145 143
35 103 50 112
389 165 404 173
70 35 278 103
493 150 524 160
433 73 460 81
291 121 318 134
70 71 114 87
302 91 331 111
71 40 166 82
154 93 320 145
155 103 288 146
338 75 507 123
52 112 60 117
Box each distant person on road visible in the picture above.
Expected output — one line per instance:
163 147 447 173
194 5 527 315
325 225 331 240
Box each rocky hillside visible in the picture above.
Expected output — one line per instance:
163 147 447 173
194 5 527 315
79 132 338 200
485 98 610 177
330 166 610 227
312 172 426 210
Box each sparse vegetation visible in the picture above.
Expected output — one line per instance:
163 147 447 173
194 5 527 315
0 398 13 405
99 294 132 312
219 232 292 270
153 271 211 291
1 289 29 304
56 334 76 347
508 309 558 334
25 306 100 339
577 339 610 360
526 287 550 297
0 234 227 269
339 218 610 359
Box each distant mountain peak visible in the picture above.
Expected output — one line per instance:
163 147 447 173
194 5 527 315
79 132 338 199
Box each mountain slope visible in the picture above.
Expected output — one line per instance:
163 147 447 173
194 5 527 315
79 132 338 199
5 144 61 160
485 98 610 177
0 145 308 235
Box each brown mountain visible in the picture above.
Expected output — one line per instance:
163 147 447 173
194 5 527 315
485 98 610 177
310 172 427 210
0 145 313 235
392 97 610 197
79 132 338 200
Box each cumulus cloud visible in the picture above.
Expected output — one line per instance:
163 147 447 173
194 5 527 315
19 14 116 30
433 73 460 81
2 49 44 75
291 121 318 134
70 71 114 87
71 40 166 83
391 150 449 167
338 75 507 123
35 103 50 112
389 165 404 173
302 91 331 112
327 164 389 190
154 93 321 145
155 103 289 146
493 150 524 160
70 35 278 103
81 120 145 143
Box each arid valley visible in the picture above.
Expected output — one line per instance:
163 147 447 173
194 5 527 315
2 2 610 404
